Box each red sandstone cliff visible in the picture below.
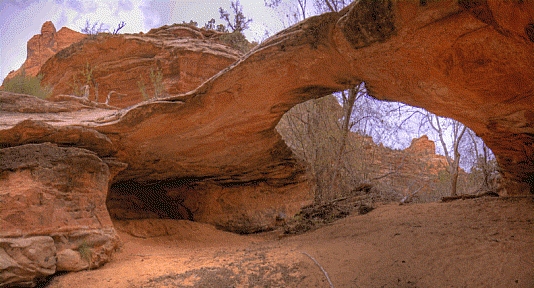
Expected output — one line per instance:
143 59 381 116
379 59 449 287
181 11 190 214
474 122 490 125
39 24 242 107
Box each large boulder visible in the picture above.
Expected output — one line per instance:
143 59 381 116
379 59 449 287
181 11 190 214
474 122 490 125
0 143 122 286
0 236 56 287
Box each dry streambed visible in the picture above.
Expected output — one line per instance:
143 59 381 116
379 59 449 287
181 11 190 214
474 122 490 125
44 197 533 288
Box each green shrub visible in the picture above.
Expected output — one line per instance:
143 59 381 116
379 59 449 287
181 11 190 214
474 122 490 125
137 66 166 100
1 70 51 99
149 67 165 98
218 31 255 53
78 240 93 268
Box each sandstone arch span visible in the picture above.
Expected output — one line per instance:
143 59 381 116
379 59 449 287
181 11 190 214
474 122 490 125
94 0 533 193
1 0 532 232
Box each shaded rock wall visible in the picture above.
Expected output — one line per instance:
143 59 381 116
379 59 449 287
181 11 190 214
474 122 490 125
107 179 311 234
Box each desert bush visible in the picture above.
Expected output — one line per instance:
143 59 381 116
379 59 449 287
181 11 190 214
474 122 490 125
81 20 126 37
150 67 165 98
138 66 166 100
1 70 51 99
137 76 149 100
68 62 98 100
218 31 256 53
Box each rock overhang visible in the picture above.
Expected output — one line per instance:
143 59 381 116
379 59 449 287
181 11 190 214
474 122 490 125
2 2 534 285
2 0 533 192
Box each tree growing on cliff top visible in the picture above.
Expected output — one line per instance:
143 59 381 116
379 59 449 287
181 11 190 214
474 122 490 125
219 0 252 33
216 1 255 53
81 20 126 36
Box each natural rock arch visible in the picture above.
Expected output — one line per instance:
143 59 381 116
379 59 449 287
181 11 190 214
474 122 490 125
94 0 533 193
1 0 532 230
1 1 533 285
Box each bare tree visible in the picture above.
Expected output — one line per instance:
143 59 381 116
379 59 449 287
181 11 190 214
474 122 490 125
112 21 126 34
81 20 126 35
466 130 499 192
425 114 467 196
313 0 351 13
266 0 308 25
219 0 252 33
326 84 361 197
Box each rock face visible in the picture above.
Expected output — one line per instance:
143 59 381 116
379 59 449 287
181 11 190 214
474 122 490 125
406 136 437 156
107 179 311 234
354 134 455 200
0 236 56 287
1 1 533 285
39 24 242 108
3 21 86 82
0 143 121 286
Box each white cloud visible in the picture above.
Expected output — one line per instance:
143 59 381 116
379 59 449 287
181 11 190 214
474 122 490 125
118 0 135 11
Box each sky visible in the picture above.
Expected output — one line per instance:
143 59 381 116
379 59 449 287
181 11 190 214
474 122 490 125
0 0 290 84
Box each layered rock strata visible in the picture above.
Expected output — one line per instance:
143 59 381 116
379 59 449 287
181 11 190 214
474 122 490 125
39 25 242 108
0 143 121 286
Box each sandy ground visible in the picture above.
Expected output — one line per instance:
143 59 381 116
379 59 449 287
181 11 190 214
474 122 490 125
43 197 533 288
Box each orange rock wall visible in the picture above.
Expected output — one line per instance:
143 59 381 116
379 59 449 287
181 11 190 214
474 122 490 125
39 25 241 108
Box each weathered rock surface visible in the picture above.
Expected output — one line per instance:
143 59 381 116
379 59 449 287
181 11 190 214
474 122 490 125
39 25 242 107
0 143 121 286
3 21 86 82
1 1 533 285
0 236 56 287
107 179 311 234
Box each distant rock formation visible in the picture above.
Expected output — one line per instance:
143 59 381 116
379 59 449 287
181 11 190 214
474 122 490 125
407 135 436 156
3 21 86 81
351 133 453 200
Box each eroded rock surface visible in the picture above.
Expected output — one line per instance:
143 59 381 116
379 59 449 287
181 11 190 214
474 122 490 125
1 2 533 285
0 236 56 287
0 143 121 286
39 25 242 107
